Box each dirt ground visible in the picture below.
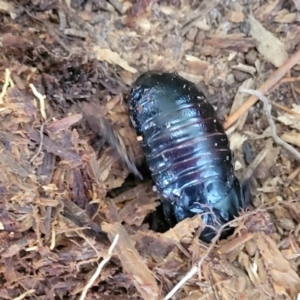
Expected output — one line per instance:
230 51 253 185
0 0 300 299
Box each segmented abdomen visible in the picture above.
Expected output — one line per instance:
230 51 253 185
128 72 244 240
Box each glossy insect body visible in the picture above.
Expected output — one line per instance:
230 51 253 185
128 72 246 242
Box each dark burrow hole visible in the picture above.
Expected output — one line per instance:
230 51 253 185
110 154 249 243
107 162 237 243
107 160 171 233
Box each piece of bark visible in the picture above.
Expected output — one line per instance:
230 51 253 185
102 222 160 300
248 15 288 67
81 102 141 179
46 114 82 134
72 168 88 209
0 147 29 178
27 128 82 166
206 35 256 52
61 198 109 245
118 194 159 226
0 33 33 50
227 10 245 23
36 152 56 184
228 78 255 132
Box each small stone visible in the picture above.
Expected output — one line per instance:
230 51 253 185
195 31 205 45
239 21 250 35
245 49 258 65
71 0 84 9
277 218 295 231
236 52 245 64
232 69 250 82
186 27 198 42
245 240 257 257
256 115 269 131
226 73 235 85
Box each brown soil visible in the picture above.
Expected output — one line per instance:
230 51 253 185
0 1 300 299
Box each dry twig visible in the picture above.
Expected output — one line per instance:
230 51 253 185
278 76 300 84
270 100 300 118
30 83 47 120
79 234 119 300
58 8 67 30
12 289 36 300
269 75 300 94
0 68 13 103
224 48 300 129
241 89 300 161
30 115 52 164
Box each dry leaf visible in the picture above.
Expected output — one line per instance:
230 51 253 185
0 33 33 50
0 0 20 18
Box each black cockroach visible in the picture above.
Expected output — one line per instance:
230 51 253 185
128 71 247 243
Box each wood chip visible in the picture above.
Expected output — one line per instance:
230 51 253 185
184 55 208 75
254 0 284 20
232 63 256 75
206 35 256 52
248 15 289 67
226 78 255 132
293 0 300 10
0 33 33 50
281 131 300 148
219 232 253 254
93 46 137 73
47 114 82 134
256 233 300 297
0 147 29 178
102 222 160 300
27 128 82 166
227 10 245 23
274 10 296 23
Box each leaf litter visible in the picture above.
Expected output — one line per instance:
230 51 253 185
0 0 300 299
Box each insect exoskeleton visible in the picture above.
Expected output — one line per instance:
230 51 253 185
128 71 247 243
